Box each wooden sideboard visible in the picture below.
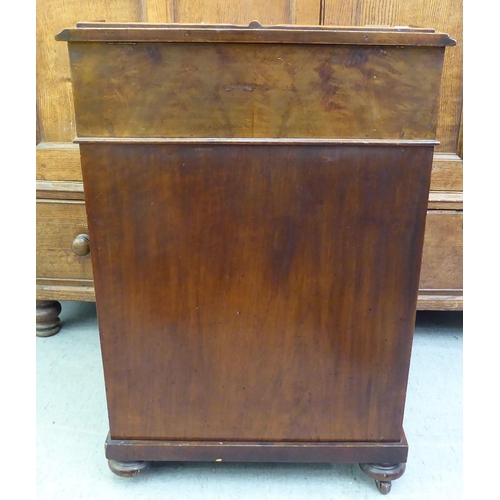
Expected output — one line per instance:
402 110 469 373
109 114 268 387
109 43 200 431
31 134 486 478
36 0 463 336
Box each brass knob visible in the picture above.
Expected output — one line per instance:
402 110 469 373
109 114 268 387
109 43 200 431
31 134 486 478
72 234 90 256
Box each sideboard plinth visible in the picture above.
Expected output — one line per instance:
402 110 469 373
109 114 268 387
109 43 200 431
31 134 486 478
104 432 408 465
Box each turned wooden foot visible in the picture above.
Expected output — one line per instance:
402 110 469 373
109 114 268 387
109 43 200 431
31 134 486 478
359 462 406 495
108 459 150 477
36 300 62 337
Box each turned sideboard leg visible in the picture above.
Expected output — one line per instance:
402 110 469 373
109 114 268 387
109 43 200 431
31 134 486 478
359 462 406 495
108 459 151 477
36 300 62 337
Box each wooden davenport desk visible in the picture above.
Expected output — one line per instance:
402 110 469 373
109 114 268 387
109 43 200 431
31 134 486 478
56 23 455 494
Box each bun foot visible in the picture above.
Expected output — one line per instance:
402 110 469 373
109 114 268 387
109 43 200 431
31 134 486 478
359 462 406 494
108 459 150 477
36 300 62 337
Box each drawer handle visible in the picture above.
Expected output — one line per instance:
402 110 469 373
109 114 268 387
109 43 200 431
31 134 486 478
72 234 90 256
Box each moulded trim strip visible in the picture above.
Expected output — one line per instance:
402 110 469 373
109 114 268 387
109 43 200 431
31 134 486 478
75 137 439 146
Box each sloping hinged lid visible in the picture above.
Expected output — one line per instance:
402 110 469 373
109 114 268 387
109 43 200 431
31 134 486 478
56 21 456 46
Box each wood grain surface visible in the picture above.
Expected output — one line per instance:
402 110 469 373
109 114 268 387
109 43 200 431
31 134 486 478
57 23 455 45
81 142 432 442
156 0 320 24
67 42 445 140
419 211 463 290
36 143 82 181
323 0 462 154
36 200 94 280
35 194 460 296
141 0 321 24
36 0 143 143
105 434 409 463
430 153 462 191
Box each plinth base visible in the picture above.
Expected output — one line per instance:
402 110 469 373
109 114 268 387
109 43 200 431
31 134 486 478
105 431 408 493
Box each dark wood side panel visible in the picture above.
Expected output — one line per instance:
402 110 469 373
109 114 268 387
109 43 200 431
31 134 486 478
81 142 432 443
68 42 445 140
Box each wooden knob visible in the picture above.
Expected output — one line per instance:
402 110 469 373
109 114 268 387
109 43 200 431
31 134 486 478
72 234 90 256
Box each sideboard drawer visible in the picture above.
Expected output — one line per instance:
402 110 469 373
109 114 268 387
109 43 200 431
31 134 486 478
419 210 463 290
36 200 93 280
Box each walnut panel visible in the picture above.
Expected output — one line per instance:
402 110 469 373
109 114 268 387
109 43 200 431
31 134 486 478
81 142 432 441
68 42 445 140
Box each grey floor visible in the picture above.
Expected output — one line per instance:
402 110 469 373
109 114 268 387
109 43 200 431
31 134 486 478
37 302 462 499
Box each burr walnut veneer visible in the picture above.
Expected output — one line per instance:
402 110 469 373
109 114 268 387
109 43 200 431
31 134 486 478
56 23 454 493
